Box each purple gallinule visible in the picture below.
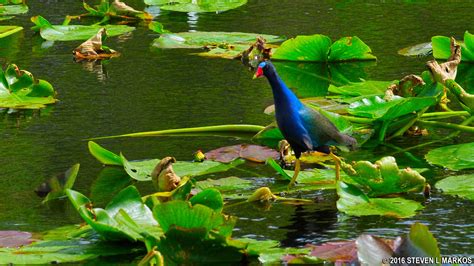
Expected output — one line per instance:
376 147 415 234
254 61 357 188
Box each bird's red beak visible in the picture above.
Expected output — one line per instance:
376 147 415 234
253 66 264 79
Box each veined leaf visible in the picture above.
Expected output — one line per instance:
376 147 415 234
425 142 474 170
336 181 423 218
144 0 247 13
0 64 57 109
435 174 474 200
66 186 159 241
31 15 134 41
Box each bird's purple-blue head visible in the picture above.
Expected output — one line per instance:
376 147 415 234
253 61 267 79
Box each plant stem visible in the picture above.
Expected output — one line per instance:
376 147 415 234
417 119 474 133
390 116 474 156
382 143 423 164
340 115 374 124
421 111 469 118
388 107 429 140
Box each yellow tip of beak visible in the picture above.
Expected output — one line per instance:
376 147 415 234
252 74 258 79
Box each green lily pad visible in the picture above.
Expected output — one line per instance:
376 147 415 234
67 186 160 241
328 36 377 61
425 142 474 170
0 3 28 16
153 200 235 237
348 95 437 120
36 164 80 204
272 34 331 62
0 25 22 38
0 238 140 264
88 141 244 181
435 174 474 200
195 176 253 192
433 31 474 61
328 80 394 97
336 181 423 218
272 34 376 62
340 156 426 197
273 62 330 97
266 158 338 190
151 30 284 50
0 64 57 109
155 227 250 265
145 0 247 13
122 154 244 181
31 15 135 41
190 188 224 212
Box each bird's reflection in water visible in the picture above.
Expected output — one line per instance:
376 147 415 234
280 199 338 247
74 58 109 82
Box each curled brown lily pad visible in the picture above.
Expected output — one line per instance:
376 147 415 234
73 28 119 60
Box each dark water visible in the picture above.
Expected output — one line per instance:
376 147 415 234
0 0 473 259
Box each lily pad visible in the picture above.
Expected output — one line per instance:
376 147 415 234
195 176 254 193
336 181 423 218
153 200 235 237
83 0 152 21
328 80 394 97
205 144 279 163
0 3 28 16
0 231 34 248
433 31 474 61
425 142 474 170
190 188 224 212
151 30 284 50
0 238 139 264
348 95 437 120
327 36 377 61
145 0 247 13
272 34 376 62
0 25 22 38
435 174 474 200
272 34 331 62
67 186 159 241
0 64 57 109
340 156 426 197
154 227 250 265
88 141 244 181
122 154 244 181
31 15 135 41
266 158 338 190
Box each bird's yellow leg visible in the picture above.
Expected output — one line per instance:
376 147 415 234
288 158 301 189
329 152 342 181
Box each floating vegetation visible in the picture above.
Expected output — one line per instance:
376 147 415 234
0 64 57 109
144 0 248 13
31 15 135 41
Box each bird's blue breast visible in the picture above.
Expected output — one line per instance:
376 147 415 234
270 76 313 151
